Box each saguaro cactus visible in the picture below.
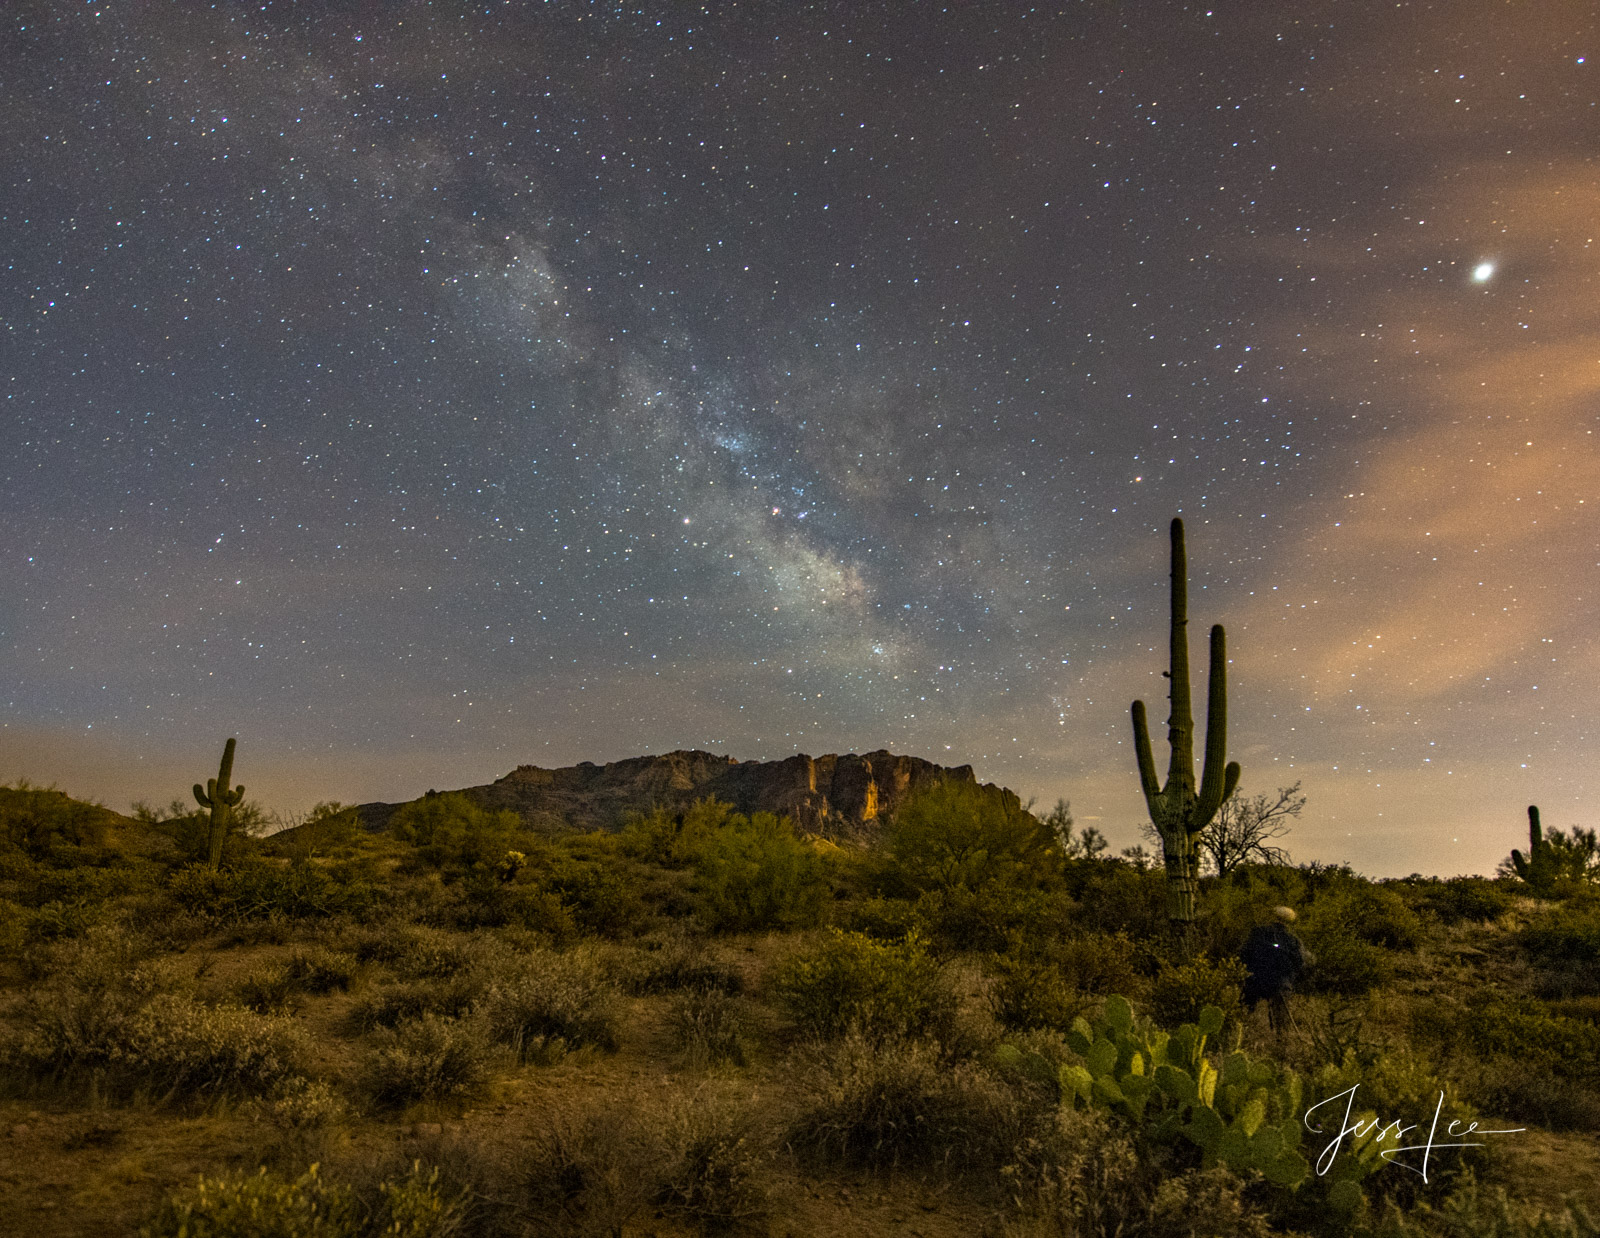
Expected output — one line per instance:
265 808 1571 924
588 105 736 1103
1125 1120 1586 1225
1511 805 1556 894
194 737 245 867
1132 519 1241 930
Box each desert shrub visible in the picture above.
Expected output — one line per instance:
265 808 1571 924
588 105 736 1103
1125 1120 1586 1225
1416 877 1514 925
122 994 305 1097
140 1164 356 1238
543 851 645 938
1370 1174 1600 1238
390 792 527 872
369 1161 472 1238
166 859 366 921
513 1108 666 1238
348 974 484 1032
361 1013 496 1108
23 898 101 944
773 928 955 1043
909 883 1065 954
1071 861 1170 941
1308 1047 1482 1209
992 930 1145 1033
621 934 744 996
261 1076 347 1131
1148 953 1247 1035
656 1097 770 1231
452 870 577 940
1416 993 1600 1131
285 945 359 993
475 947 620 1061
1003 1104 1274 1238
1298 918 1392 997
841 895 923 942
0 784 110 857
237 964 297 1014
695 811 827 933
789 1030 1018 1172
891 781 1062 895
346 923 476 978
620 798 734 866
1336 884 1424 950
0 898 24 958
20 862 141 908
1520 904 1600 968
669 987 749 1069
990 953 1086 1033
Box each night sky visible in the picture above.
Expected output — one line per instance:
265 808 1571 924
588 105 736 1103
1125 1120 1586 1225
3 3 1595 877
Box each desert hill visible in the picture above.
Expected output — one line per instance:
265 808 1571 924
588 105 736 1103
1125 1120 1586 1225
355 748 1018 840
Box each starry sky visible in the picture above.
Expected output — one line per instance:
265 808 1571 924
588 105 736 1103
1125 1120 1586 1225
3 2 1595 877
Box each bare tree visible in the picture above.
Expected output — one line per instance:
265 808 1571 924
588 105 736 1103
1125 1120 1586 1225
1202 782 1304 876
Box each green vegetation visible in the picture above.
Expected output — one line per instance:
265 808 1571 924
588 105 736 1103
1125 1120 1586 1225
0 775 1596 1237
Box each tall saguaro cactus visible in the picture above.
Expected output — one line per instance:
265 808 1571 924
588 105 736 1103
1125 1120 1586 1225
1511 805 1556 894
1131 519 1241 931
194 737 245 868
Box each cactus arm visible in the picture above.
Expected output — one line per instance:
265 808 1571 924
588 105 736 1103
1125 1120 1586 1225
1165 519 1196 797
1511 849 1529 879
194 782 212 808
1132 699 1162 814
1222 762 1241 805
1194 624 1233 825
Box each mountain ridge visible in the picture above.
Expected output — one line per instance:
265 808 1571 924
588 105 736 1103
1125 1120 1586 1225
356 748 1021 840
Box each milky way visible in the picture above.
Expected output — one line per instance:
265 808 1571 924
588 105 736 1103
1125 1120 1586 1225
3 3 1596 875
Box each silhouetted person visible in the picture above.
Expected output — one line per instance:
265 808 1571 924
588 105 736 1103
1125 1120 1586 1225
1240 906 1310 1034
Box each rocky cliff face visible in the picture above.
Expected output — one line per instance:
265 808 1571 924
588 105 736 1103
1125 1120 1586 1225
358 749 1019 841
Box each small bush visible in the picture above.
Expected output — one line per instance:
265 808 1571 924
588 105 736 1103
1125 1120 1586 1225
140 1164 355 1238
348 974 483 1032
475 948 620 1061
841 895 923 942
166 860 364 921
390 792 526 871
370 1160 472 1238
1308 1047 1481 1208
237 964 296 1014
1148 953 1247 1036
621 934 744 996
990 953 1086 1033
773 928 954 1043
789 1031 1018 1172
124 994 306 1097
362 1013 496 1108
656 1097 769 1231
1419 877 1514 925
285 945 359 993
1003 1105 1274 1238
513 1108 665 1238
1298 921 1392 997
1520 905 1600 972
1071 862 1170 941
669 988 749 1069
620 798 734 866
262 1076 347 1131
695 811 827 933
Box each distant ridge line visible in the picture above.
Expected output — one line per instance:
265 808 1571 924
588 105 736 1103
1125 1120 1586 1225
356 748 1020 841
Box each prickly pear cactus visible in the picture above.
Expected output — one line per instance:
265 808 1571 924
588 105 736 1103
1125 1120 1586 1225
1053 994 1317 1190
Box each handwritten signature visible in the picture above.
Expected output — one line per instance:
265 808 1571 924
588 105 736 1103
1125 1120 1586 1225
1304 1086 1524 1183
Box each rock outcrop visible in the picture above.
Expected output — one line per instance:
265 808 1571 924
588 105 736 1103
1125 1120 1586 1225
357 749 1018 841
